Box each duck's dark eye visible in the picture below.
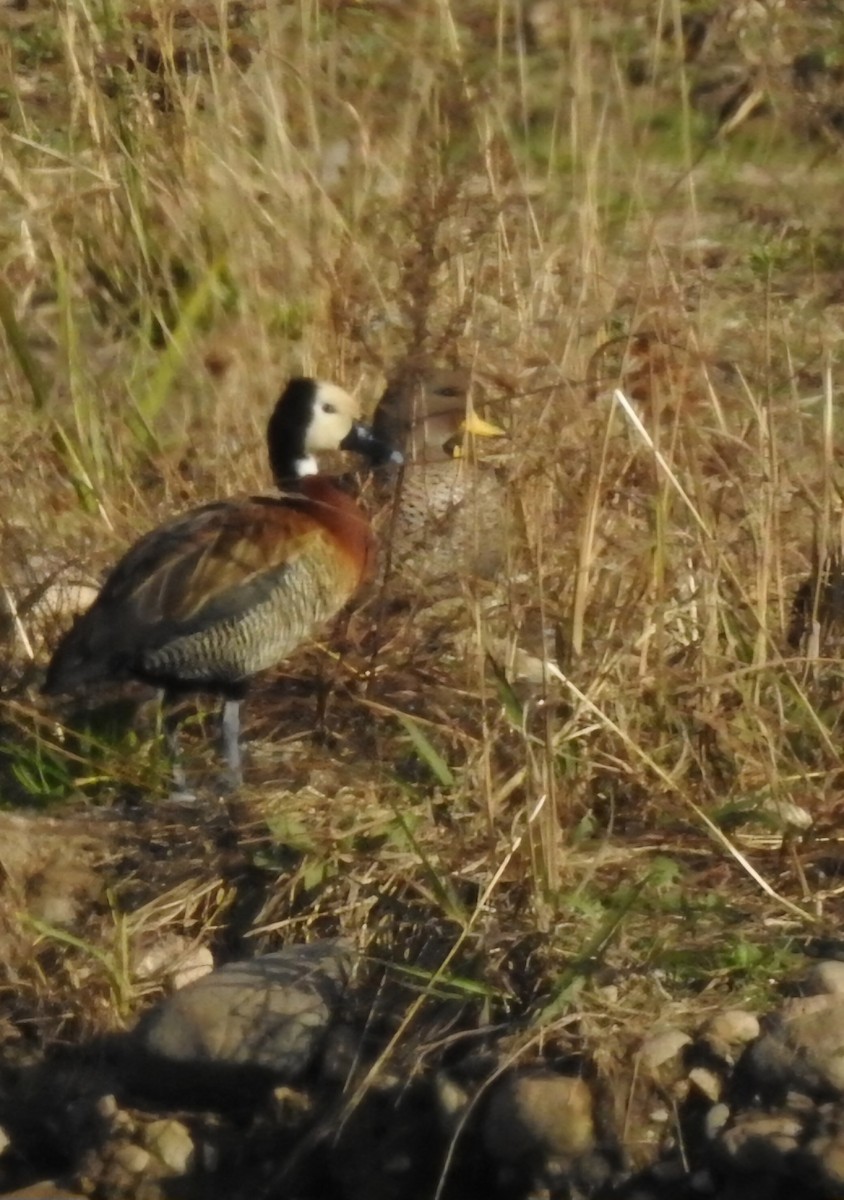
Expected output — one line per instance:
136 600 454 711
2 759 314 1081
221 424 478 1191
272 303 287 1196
322 402 337 414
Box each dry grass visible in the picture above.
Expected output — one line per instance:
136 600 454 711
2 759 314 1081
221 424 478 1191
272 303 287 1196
2 0 844 1065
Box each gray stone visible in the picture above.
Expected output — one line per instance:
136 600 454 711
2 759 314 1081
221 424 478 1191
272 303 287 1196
135 935 214 991
93 1095 119 1122
689 1067 722 1103
704 1103 731 1140
744 1000 844 1097
143 1118 194 1175
716 1109 803 1172
130 940 353 1096
804 1111 844 1194
110 1143 153 1175
781 994 837 1020
713 1099 844 1194
701 1010 760 1049
482 1071 595 1164
434 1071 470 1131
802 961 844 998
639 1028 691 1071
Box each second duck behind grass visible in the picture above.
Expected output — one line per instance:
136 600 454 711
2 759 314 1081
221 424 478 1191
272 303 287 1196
371 365 507 585
43 378 402 790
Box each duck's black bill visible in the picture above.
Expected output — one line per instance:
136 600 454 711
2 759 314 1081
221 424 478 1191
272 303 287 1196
340 421 404 467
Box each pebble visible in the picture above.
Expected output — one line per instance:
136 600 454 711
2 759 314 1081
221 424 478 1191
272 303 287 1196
483 1071 595 1164
135 935 215 991
702 1010 760 1048
705 1104 731 1139
638 1028 692 1071
805 1108 844 1190
434 1071 470 1130
717 1109 804 1171
802 960 844 998
142 1118 194 1175
689 1067 722 1103
110 1143 153 1175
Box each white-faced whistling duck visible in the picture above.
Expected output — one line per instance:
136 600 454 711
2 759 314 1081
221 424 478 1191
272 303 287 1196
43 378 402 790
371 365 506 584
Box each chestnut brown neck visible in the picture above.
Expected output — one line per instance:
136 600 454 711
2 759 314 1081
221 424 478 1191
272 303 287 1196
300 477 374 581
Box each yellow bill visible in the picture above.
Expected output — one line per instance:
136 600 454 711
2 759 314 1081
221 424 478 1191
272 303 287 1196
459 410 506 438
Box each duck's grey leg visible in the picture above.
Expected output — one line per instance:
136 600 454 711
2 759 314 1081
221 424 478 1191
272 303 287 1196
220 697 243 789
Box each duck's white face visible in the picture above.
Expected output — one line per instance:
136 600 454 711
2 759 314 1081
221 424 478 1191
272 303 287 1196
304 382 361 455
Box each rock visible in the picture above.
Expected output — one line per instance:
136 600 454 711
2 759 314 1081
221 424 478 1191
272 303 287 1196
94 1095 119 1121
270 1085 313 1127
715 1108 804 1173
639 1028 692 1072
79 1136 164 1198
705 1103 730 1139
129 940 353 1102
742 1001 844 1097
92 1095 133 1136
803 1103 844 1193
109 1143 153 1175
0 1125 10 1156
170 946 215 991
702 1010 760 1049
143 1118 194 1175
780 994 837 1020
713 1098 844 1193
802 961 844 997
689 1067 722 1103
434 1071 470 1131
135 935 214 991
482 1071 596 1165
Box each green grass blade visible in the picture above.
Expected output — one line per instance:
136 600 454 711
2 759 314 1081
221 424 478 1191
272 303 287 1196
396 713 456 787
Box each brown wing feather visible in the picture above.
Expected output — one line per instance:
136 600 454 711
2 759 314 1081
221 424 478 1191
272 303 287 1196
123 501 327 625
44 496 363 691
